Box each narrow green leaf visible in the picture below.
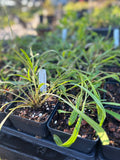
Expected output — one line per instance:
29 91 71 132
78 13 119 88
34 66 38 74
27 68 31 81
58 110 71 114
68 95 81 126
20 49 33 69
14 74 29 80
53 117 82 147
102 102 120 107
105 109 120 120
43 93 109 145
74 84 106 126
100 55 116 64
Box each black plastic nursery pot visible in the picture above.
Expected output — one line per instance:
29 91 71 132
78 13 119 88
5 101 58 138
47 103 99 154
47 15 55 24
77 9 88 19
102 81 120 160
0 112 12 127
37 28 52 36
39 15 43 23
101 144 120 160
87 27 117 38
101 107 120 160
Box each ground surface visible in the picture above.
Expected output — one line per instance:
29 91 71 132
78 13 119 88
0 14 39 40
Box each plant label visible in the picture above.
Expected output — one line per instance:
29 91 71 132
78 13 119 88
114 28 119 48
39 69 47 92
62 28 67 41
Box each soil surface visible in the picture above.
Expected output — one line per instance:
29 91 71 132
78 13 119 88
50 103 97 140
0 14 39 40
103 65 120 73
0 92 15 111
105 82 120 103
104 81 120 148
13 96 57 123
103 108 120 147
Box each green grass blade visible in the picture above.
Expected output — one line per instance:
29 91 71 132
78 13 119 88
105 109 120 120
20 49 33 69
53 117 82 147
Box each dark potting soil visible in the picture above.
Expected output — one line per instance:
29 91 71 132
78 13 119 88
105 82 120 103
0 61 5 69
13 97 57 123
103 65 120 73
103 109 120 148
50 103 97 140
0 93 15 111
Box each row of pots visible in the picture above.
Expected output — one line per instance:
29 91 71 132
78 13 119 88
0 81 120 160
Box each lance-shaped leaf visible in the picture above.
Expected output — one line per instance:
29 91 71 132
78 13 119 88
53 117 82 147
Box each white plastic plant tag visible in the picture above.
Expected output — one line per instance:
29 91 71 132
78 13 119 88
114 28 119 48
39 69 47 92
62 28 67 42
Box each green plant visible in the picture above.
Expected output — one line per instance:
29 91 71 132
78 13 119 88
52 73 120 148
0 49 77 128
36 23 50 31
63 2 88 12
77 40 120 74
88 6 120 28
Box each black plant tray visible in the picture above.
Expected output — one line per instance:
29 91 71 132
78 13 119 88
97 146 109 160
101 144 120 160
0 126 97 160
0 144 40 160
87 27 119 38
97 138 120 160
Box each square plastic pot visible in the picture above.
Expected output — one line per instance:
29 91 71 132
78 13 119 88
102 144 120 160
47 103 99 154
101 105 120 160
6 102 57 138
0 111 12 127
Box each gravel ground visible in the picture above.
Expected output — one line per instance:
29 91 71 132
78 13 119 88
0 14 39 40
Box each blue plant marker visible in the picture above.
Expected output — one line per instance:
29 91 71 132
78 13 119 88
114 28 119 48
39 69 47 92
62 28 67 42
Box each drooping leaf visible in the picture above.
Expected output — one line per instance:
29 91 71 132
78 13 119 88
105 109 120 120
53 117 82 147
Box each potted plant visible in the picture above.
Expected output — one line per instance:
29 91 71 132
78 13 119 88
101 107 120 160
100 80 120 160
47 68 120 154
0 64 22 127
0 49 62 137
63 1 88 19
87 6 120 38
36 23 52 36
43 0 55 24
47 74 111 154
